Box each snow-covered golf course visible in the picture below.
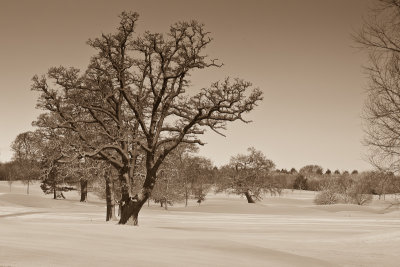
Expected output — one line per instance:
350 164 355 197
1 182 399 267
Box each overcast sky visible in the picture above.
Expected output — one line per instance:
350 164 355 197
0 0 374 171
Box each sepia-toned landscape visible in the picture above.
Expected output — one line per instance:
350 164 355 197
1 0 400 266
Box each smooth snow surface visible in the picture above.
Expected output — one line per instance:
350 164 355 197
1 182 399 266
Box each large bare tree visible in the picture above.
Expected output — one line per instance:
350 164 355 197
32 12 263 225
355 0 400 172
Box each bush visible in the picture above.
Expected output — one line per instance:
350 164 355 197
313 174 374 206
334 176 354 203
348 183 373 205
314 190 339 205
349 191 373 205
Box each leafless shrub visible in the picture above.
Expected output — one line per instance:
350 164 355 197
347 179 373 205
314 179 339 205
314 174 374 205
314 190 339 205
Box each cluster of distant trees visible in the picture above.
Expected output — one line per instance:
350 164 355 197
279 165 400 206
0 161 21 190
313 171 400 205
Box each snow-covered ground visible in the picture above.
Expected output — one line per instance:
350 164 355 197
1 182 399 266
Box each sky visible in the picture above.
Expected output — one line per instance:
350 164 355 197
0 0 375 172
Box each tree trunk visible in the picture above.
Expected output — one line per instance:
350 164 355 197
118 167 156 226
119 200 141 225
165 178 169 210
244 190 256 203
106 204 115 221
105 178 117 221
80 179 88 202
182 172 189 207
105 169 117 221
53 186 56 199
118 167 138 225
27 179 30 195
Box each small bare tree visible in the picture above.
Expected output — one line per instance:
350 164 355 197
11 131 41 194
218 147 275 203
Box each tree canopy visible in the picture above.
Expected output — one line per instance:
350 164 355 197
31 12 263 225
356 0 400 172
217 147 275 203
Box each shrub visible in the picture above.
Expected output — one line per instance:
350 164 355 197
349 191 373 205
314 190 339 205
335 175 354 203
313 173 374 206
348 182 373 205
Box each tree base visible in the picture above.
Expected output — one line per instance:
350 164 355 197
118 198 140 226
244 191 256 203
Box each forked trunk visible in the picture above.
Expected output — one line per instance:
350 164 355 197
119 199 142 225
118 168 156 226
118 167 139 225
80 179 88 202
244 190 256 203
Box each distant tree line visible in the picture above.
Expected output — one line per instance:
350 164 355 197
4 139 400 218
